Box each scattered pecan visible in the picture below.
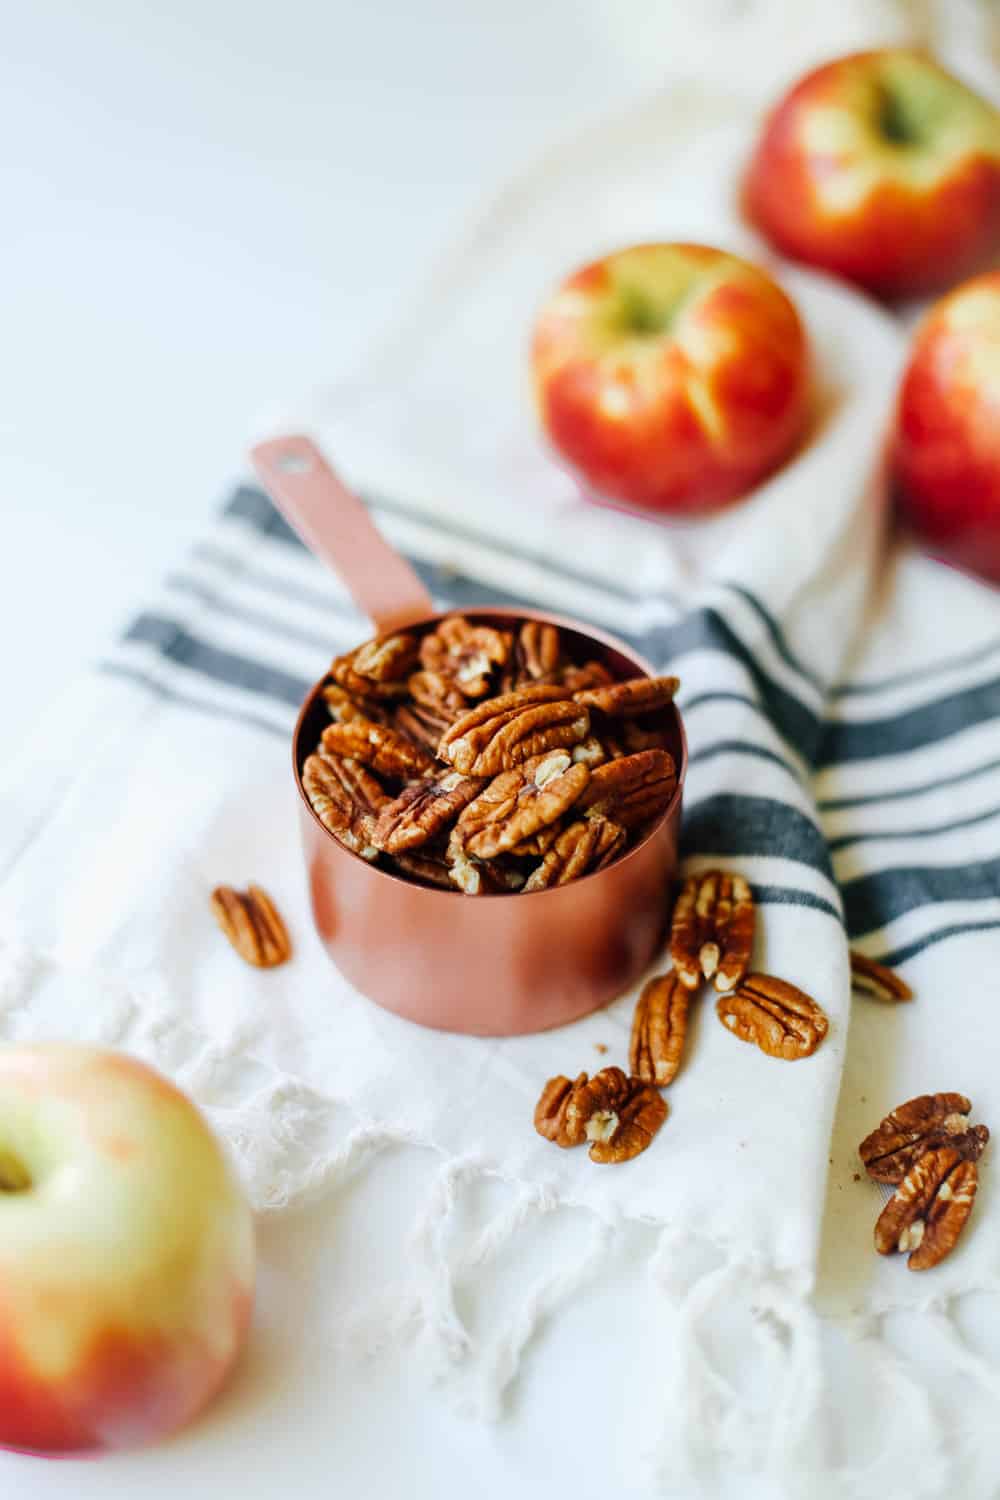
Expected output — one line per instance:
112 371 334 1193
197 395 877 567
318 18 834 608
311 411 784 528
533 1068 667 1162
211 884 291 968
322 683 389 725
670 869 755 992
352 632 421 683
577 749 677 830
454 750 589 860
849 951 914 1003
372 771 483 854
522 816 625 890
302 751 387 859
518 620 561 680
574 675 679 717
874 1147 978 1270
419 616 512 697
438 686 589 776
858 1093 989 1185
716 973 828 1060
321 719 435 780
629 970 691 1087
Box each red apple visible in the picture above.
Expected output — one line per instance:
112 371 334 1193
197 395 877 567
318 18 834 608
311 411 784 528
0 1044 254 1454
894 271 1000 583
531 243 809 516
745 49 1000 298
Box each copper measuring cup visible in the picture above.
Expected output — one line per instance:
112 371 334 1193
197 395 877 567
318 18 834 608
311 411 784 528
251 434 687 1036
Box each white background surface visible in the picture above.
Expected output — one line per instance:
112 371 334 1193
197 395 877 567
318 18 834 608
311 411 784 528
2 0 682 737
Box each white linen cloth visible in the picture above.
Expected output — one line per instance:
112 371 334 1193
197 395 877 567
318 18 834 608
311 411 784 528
4 30 1000 1500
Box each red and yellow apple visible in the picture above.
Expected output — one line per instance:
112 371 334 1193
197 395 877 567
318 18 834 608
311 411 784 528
745 49 1000 298
531 242 809 516
0 1043 254 1455
894 271 1000 584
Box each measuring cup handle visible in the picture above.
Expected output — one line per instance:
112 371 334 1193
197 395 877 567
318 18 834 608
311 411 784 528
250 434 436 636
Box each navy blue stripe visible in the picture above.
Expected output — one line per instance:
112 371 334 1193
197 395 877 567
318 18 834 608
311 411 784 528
228 484 826 762
818 755 1000 812
226 483 667 607
166 574 337 654
680 793 833 879
123 614 311 708
98 663 290 739
828 801 1000 853
193 542 359 618
880 920 1000 969
723 584 825 695
687 738 806 784
842 857 1000 938
750 884 841 922
819 677 1000 766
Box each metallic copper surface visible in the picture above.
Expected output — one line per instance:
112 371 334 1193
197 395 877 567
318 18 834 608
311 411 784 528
293 608 686 1035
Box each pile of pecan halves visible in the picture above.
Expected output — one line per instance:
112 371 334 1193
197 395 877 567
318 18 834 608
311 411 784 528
301 615 679 893
847 956 988 1272
534 869 830 1165
859 1086 989 1272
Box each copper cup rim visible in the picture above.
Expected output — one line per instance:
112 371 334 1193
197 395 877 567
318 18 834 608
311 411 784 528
291 604 688 901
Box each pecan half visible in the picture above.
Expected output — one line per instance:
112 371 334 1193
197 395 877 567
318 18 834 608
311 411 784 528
388 848 456 889
393 701 454 752
322 683 389 725
518 621 561 680
858 1094 989 1185
670 870 755 992
534 1068 667 1162
849 951 914 1003
534 1072 589 1146
438 686 589 776
330 645 412 700
446 838 524 895
522 815 625 890
301 751 388 860
559 660 614 692
211 884 291 967
352 632 421 683
577 749 676 831
574 675 679 717
571 735 608 767
629 970 691 1087
420 616 512 697
372 771 484 853
716 973 828 1060
321 719 435 780
874 1147 978 1271
454 750 589 860
408 670 469 717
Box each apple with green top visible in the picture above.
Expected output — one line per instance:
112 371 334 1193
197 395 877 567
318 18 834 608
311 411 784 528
531 242 809 516
745 49 1000 298
0 1043 254 1454
894 270 1000 584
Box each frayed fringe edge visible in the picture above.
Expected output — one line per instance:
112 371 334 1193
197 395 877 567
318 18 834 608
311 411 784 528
4 919 1000 1495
